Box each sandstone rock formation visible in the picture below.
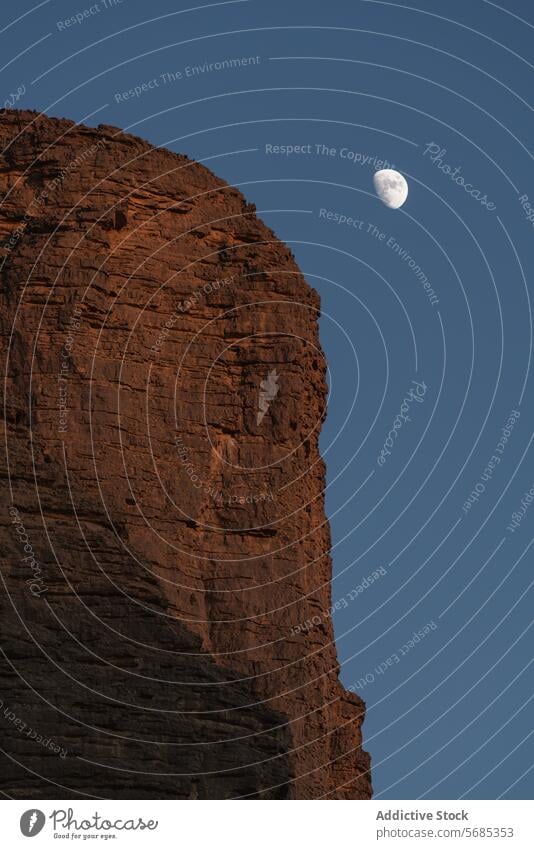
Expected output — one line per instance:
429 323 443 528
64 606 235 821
0 109 371 799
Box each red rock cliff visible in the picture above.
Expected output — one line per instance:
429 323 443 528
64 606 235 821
0 109 371 799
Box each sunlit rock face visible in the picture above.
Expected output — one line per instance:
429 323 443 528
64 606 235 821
0 109 371 799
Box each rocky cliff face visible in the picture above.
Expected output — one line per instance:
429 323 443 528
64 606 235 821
0 109 371 799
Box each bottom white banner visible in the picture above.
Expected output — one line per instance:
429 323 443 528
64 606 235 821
3 799 531 848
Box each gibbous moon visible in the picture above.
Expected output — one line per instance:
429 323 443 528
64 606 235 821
373 169 409 209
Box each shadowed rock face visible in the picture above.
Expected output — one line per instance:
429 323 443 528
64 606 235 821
0 109 371 799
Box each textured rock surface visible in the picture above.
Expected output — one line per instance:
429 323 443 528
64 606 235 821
0 109 371 799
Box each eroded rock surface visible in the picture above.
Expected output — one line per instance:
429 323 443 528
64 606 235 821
0 109 371 799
